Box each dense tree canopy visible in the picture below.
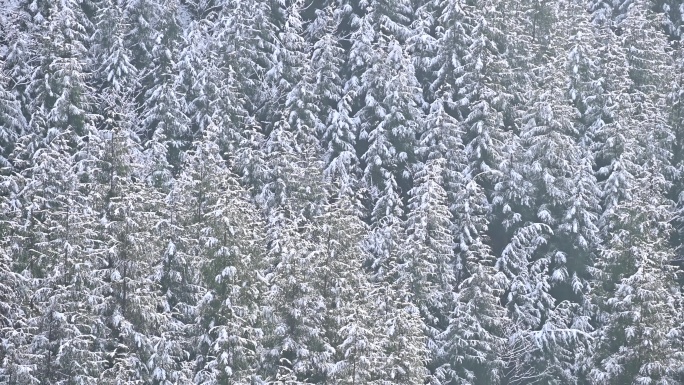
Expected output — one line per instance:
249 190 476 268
2 0 684 384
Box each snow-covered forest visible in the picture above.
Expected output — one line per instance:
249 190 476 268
1 0 684 383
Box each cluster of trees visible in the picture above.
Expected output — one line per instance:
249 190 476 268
1 0 684 383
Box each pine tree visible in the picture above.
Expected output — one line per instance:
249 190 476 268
333 295 378 385
592 40 636 233
519 37 595 299
145 131 201 385
563 0 614 151
406 0 440 105
257 116 336 382
370 281 429 385
658 0 684 40
122 0 181 95
589 0 634 25
345 0 416 214
0 150 34 385
139 59 190 176
459 1 511 185
419 96 467 216
0 184 30 382
621 0 674 176
428 0 468 119
91 0 138 96
258 115 327 220
1 0 43 120
496 222 556 385
8 127 103 385
0 247 33 384
3 1 684 383
260 211 331 383
175 19 250 154
281 0 324 154
495 3 599 381
670 25 684 254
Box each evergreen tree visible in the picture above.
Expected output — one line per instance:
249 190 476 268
365 168 430 384
459 1 511 185
401 158 456 372
260 211 331 383
1 0 44 119
345 0 416 212
0 160 32 383
370 281 429 385
210 0 275 117
361 39 422 217
621 0 674 178
2 1 684 383
670 25 684 253
22 0 93 157
257 117 335 382
83 109 164 384
438 178 508 385
175 19 250 154
428 0 468 119
589 0 634 25
314 7 360 195
418 97 467 219
0 61 26 168
0 243 33 384
139 59 190 175
310 193 378 384
258 115 326 220
497 3 599 381
590 165 683 384
186 124 267 385
9 128 103 385
122 0 182 97
91 0 138 96
332 294 378 385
